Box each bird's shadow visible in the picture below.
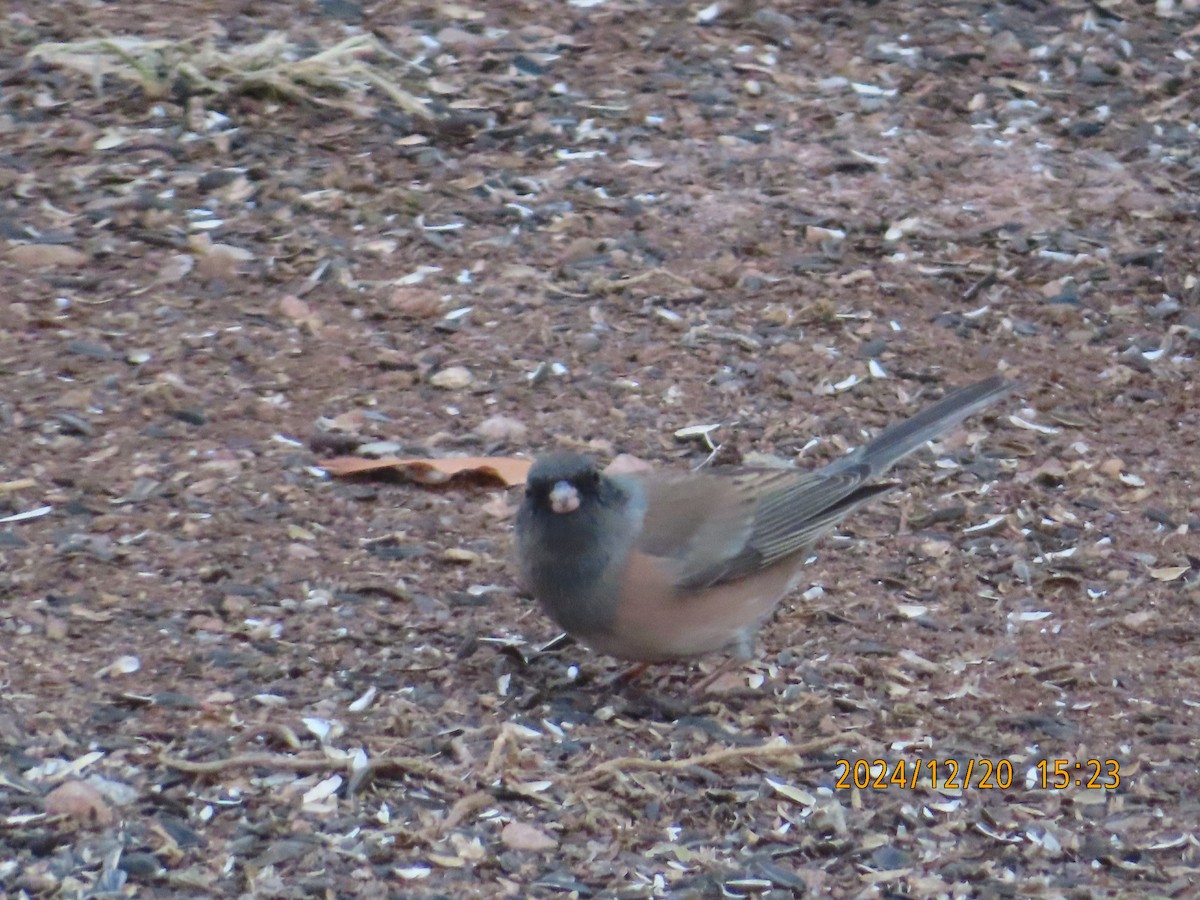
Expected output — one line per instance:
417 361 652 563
505 642 761 724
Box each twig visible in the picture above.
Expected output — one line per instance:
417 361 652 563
544 282 590 298
161 752 334 774
572 734 854 787
361 755 461 787
547 267 697 300
434 790 496 836
160 750 457 786
483 722 527 780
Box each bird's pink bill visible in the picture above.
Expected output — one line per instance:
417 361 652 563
549 481 581 514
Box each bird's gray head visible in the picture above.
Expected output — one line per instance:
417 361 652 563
523 452 604 516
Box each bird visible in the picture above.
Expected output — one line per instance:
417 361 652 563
514 376 1012 667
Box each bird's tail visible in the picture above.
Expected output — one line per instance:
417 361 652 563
846 375 1013 475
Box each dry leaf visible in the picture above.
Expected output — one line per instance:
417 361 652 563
280 295 322 331
500 821 558 852
765 777 817 806
1148 566 1190 582
605 454 654 476
475 415 528 442
321 456 531 487
7 243 88 269
328 409 370 432
430 366 473 389
1122 610 1155 629
481 493 516 519
391 288 444 318
44 780 115 827
157 253 194 283
45 616 68 641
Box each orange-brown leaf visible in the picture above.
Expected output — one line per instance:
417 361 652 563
320 455 531 487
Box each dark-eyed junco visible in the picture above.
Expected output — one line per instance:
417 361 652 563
515 376 1012 664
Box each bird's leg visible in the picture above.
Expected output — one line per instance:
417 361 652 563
691 631 755 694
897 495 911 535
602 661 650 688
690 656 740 695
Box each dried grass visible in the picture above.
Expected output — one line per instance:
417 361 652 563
28 31 431 117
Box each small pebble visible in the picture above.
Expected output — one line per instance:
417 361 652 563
430 366 473 389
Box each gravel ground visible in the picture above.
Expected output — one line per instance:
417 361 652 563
1 1 1198 897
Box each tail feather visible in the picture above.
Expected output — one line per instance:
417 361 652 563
841 375 1013 476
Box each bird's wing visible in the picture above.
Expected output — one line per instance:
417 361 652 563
632 467 892 591
630 471 758 575
631 376 1012 593
678 467 897 588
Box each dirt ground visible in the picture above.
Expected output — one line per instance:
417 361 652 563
2 0 1199 897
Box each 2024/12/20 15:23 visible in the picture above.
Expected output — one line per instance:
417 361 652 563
834 758 1121 791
